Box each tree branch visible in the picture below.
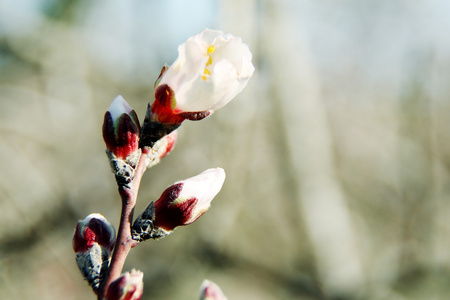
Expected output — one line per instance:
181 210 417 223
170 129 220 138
98 147 150 299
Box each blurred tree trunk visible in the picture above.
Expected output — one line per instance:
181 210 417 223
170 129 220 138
259 0 366 296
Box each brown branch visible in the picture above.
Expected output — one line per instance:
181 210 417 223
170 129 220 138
98 147 150 299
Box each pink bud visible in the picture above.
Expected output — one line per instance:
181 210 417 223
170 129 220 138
152 168 225 232
106 269 144 300
146 130 178 169
157 130 177 159
103 95 141 159
199 280 227 300
73 213 116 254
73 214 116 290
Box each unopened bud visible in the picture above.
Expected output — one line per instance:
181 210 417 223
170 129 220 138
146 130 178 169
103 95 141 160
73 214 116 290
131 168 225 241
199 280 227 300
152 168 226 233
73 213 116 254
102 95 142 187
106 269 144 300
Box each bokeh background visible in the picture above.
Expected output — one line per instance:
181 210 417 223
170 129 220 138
1 0 450 299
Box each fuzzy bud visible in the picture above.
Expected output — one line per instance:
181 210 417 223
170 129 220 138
152 168 226 233
103 95 141 160
106 269 144 300
73 213 116 253
146 130 178 169
73 214 116 290
102 95 142 188
199 280 227 300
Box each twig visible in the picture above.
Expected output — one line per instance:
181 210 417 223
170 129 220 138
98 147 150 299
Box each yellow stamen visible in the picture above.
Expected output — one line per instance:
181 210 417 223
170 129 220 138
202 68 211 81
207 45 215 54
206 56 213 66
202 45 215 81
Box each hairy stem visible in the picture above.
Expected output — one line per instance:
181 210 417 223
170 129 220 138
98 147 150 299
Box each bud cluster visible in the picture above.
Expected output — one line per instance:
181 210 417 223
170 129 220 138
73 28 253 299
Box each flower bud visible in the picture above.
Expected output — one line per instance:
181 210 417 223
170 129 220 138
146 130 178 169
73 213 116 254
152 168 226 233
102 95 141 160
103 95 142 187
106 269 144 300
73 214 116 290
150 29 254 125
199 280 227 300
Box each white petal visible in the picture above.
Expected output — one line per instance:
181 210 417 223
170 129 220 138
108 95 133 121
209 60 242 110
81 213 109 226
176 168 226 210
175 79 215 111
159 40 206 107
240 52 256 78
79 213 115 243
199 29 224 45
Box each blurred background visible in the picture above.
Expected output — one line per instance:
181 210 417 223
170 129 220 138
1 0 450 299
